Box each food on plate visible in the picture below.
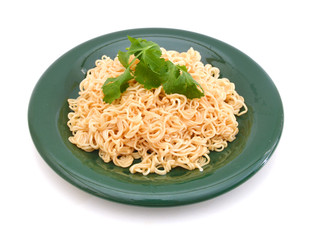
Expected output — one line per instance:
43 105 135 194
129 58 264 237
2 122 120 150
67 36 247 175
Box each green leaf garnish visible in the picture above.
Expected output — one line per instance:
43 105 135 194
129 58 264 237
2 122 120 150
117 50 130 68
134 61 164 89
162 61 204 99
102 68 133 103
101 36 204 103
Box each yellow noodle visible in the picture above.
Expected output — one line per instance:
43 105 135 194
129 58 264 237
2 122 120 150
67 48 247 175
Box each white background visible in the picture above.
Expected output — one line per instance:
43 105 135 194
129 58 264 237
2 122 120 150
1 0 315 239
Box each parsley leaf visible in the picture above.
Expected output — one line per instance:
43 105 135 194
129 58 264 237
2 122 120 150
177 70 205 99
162 61 205 98
101 36 205 104
102 68 133 103
127 36 167 74
127 36 160 58
134 61 164 89
161 60 182 93
117 50 130 68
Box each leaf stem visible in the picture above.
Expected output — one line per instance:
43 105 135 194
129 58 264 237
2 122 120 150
127 52 142 69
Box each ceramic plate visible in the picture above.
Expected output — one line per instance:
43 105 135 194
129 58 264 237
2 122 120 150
28 28 283 206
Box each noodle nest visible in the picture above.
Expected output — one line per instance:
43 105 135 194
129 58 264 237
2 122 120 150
67 48 247 175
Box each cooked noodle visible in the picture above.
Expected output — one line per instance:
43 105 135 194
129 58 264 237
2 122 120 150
67 48 247 175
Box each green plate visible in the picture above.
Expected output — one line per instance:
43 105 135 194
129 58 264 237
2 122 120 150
28 28 283 206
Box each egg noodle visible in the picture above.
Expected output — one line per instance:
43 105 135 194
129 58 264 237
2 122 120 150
67 48 247 175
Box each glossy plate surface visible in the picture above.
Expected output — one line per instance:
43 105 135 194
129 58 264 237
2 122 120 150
28 28 283 206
